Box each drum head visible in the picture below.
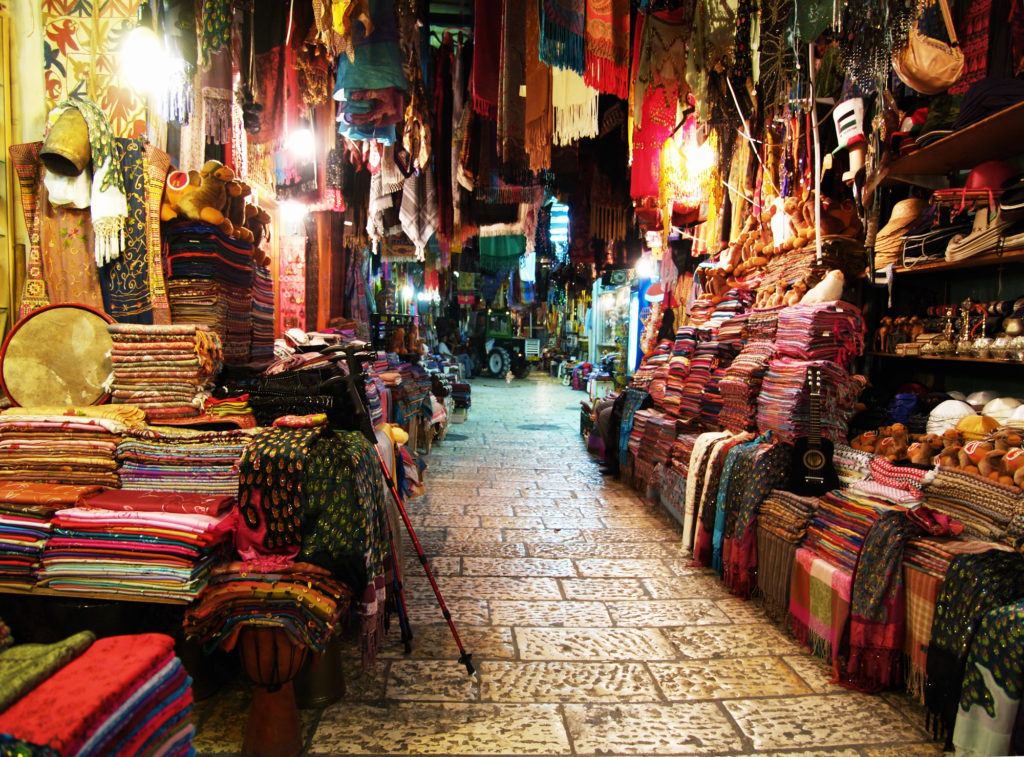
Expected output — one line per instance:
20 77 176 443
1 304 114 406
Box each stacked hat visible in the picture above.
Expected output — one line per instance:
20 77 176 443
926 399 976 435
874 198 928 268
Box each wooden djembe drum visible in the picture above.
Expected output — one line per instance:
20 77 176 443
237 626 309 757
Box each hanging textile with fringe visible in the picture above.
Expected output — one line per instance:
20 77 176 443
540 0 586 74
584 0 630 98
552 68 599 145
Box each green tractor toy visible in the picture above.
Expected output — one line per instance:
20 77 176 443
472 308 541 379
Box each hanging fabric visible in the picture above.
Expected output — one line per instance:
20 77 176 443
552 68 599 145
399 171 438 261
539 0 586 75
584 0 631 98
472 0 502 118
525 1 554 172
498 0 528 171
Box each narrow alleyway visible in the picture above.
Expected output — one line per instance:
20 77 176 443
194 375 942 756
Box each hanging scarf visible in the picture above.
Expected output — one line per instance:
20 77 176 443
584 0 630 98
498 0 527 171
471 0 502 118
99 139 154 324
46 99 127 264
952 600 1024 757
552 68 599 145
540 0 586 74
433 37 455 241
925 550 1024 746
525 1 553 172
200 0 231 65
143 145 173 325
202 48 233 147
399 171 437 261
9 143 50 317
846 509 924 692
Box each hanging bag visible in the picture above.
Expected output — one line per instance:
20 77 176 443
892 0 964 94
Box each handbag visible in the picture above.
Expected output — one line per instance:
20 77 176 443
892 0 964 95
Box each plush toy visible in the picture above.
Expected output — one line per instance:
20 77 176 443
406 322 421 354
390 327 406 354
1000 447 1024 487
226 180 254 243
802 269 845 304
160 169 201 222
908 434 944 466
958 440 993 476
176 160 235 234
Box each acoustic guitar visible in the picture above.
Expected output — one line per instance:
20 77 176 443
788 365 840 496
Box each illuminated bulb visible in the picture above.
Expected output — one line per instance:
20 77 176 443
690 141 716 175
635 255 656 279
401 284 414 300
121 25 169 96
280 200 307 226
287 127 315 160
416 291 432 302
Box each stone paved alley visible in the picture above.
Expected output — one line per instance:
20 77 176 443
194 375 943 756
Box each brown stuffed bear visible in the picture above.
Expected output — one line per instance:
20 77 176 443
177 160 235 234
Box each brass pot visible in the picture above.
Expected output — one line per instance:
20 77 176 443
1005 317 1024 337
40 108 91 176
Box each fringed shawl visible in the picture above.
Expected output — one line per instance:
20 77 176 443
584 0 630 98
539 0 586 74
498 0 527 170
471 0 502 118
525 2 553 171
552 68 599 145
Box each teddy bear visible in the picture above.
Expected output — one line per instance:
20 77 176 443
160 169 201 222
176 160 236 234
390 327 406 355
226 179 255 243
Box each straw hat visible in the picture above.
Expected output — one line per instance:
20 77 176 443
876 198 929 240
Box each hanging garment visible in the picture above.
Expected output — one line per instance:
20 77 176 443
540 0 586 74
525 3 553 172
498 0 527 170
584 0 630 98
552 68 599 145
399 170 438 260
472 0 502 117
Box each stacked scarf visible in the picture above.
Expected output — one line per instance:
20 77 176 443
46 99 126 265
584 0 630 97
525 1 553 172
539 0 586 74
846 509 924 692
925 550 1024 746
472 0 502 117
952 600 1024 757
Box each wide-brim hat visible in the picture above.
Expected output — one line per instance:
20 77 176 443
877 198 929 240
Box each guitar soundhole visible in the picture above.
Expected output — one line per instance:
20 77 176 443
802 449 825 471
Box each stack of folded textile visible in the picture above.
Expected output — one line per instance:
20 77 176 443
756 357 865 444
758 490 818 543
676 341 721 422
203 394 255 422
117 426 253 495
832 443 874 484
756 490 818 623
250 265 276 364
627 409 652 462
163 222 256 365
698 342 741 428
0 407 145 488
629 362 657 391
0 482 101 590
392 362 433 423
919 468 1024 542
37 493 233 600
107 324 222 422
184 561 351 654
0 632 194 756
759 246 819 294
802 489 893 573
718 341 775 433
365 374 391 425
669 433 700 476
663 327 699 411
747 308 781 340
873 198 928 269
775 301 866 369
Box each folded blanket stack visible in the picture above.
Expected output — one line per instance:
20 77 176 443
0 633 194 757
775 301 866 370
756 357 865 444
0 408 142 488
184 561 351 654
0 482 102 590
663 326 699 412
250 264 276 363
718 340 775 433
116 426 254 495
37 498 233 600
106 323 223 423
163 222 256 365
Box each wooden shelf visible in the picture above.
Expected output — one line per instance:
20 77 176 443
867 352 1023 366
0 585 191 605
890 247 1024 276
877 101 1024 187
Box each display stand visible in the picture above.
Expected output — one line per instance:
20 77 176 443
237 627 308 757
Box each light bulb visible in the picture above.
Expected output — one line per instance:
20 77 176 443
280 200 307 226
121 25 168 96
287 127 315 160
635 255 656 279
401 284 414 300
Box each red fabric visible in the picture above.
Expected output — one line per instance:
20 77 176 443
472 0 502 118
584 0 630 98
82 489 236 516
0 634 177 755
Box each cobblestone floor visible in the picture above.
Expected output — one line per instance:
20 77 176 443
194 375 943 756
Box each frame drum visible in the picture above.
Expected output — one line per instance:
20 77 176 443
1 304 114 406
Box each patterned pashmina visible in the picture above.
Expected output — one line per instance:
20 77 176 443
953 600 1024 757
540 0 586 74
846 510 924 692
584 0 630 97
9 142 49 316
682 431 730 553
200 0 231 64
472 0 502 118
925 550 1024 745
790 546 853 674
525 2 553 172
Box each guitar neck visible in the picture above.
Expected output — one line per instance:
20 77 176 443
808 369 822 450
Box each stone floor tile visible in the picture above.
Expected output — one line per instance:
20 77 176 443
443 527 506 543
559 578 648 601
424 502 466 515
541 516 608 529
606 599 732 627
515 627 678 661
663 623 804 660
723 694 921 750
513 503 585 517
582 527 681 543
649 656 813 700
378 625 516 661
489 600 612 627
479 515 546 529
640 576 731 600
529 541 676 560
860 744 945 756
461 556 576 577
418 514 482 529
465 504 517 517
308 703 571 755
481 661 659 703
426 541 527 559
715 596 772 623
407 556 460 576
504 528 586 543
386 659 480 701
433 576 563 600
600 515 677 529
781 654 847 694
564 702 743 755
575 558 675 578
403 597 490 626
